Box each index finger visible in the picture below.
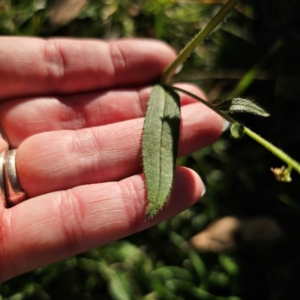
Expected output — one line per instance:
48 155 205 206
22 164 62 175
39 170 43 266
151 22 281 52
0 37 176 100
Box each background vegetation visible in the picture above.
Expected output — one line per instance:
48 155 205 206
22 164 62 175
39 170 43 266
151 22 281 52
1 0 300 299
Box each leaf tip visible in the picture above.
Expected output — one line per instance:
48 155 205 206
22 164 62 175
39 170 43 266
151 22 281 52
145 203 160 219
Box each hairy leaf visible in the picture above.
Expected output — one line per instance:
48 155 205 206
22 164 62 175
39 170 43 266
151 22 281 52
216 98 270 117
142 85 180 219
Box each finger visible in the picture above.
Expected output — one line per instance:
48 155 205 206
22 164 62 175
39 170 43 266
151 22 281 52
0 135 8 152
0 37 176 101
16 102 223 197
1 83 202 148
0 167 202 282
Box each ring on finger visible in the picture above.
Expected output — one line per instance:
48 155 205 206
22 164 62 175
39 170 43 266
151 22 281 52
1 149 28 207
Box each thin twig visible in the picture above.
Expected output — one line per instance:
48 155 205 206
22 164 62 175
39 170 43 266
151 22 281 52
160 0 241 84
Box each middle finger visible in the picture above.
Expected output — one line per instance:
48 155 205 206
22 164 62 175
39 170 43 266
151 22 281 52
16 102 223 198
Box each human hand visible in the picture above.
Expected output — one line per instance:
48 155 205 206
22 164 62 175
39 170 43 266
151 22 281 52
0 37 223 282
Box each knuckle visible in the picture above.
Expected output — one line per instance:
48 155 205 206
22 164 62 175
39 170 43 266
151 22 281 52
43 40 66 84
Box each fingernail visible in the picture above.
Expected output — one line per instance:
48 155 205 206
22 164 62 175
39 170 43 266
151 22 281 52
201 185 206 197
222 119 231 132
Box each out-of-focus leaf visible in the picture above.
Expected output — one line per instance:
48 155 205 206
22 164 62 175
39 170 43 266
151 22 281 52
151 266 193 281
98 262 133 300
217 98 270 117
108 269 132 300
230 123 244 139
208 271 230 287
142 85 180 219
219 254 239 276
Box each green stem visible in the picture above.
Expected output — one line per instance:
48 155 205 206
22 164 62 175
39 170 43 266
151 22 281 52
171 86 300 174
160 0 240 84
171 86 236 124
227 39 283 99
243 127 300 173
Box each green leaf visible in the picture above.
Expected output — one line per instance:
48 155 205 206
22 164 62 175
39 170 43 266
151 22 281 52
216 98 270 117
230 123 244 139
142 85 181 219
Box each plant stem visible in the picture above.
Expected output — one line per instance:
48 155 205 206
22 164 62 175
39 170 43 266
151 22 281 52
171 86 300 174
160 0 240 84
171 86 236 124
243 127 300 173
227 39 283 99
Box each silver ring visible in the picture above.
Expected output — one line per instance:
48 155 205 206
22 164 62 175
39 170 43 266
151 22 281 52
3 149 28 207
0 150 6 207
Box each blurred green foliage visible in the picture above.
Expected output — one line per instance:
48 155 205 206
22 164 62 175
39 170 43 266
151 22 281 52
1 0 300 299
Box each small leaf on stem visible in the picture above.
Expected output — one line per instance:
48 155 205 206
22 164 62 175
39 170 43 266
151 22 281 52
230 123 244 139
216 98 270 117
142 85 181 219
